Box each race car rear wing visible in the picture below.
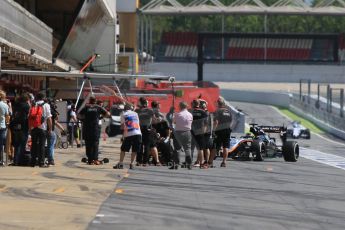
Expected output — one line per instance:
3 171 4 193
257 126 287 133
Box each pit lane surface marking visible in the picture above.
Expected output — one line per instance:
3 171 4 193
300 148 345 171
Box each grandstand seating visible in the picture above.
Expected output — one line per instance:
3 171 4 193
159 32 198 60
226 38 313 60
157 32 337 63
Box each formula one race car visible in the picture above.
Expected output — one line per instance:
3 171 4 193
286 121 311 139
105 104 124 137
216 124 299 162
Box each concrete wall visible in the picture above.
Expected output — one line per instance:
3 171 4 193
147 62 345 83
221 89 291 108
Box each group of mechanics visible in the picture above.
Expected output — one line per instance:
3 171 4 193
0 88 233 169
112 96 233 170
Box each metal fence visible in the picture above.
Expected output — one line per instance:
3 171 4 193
291 93 345 132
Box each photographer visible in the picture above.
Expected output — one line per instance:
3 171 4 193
152 101 171 165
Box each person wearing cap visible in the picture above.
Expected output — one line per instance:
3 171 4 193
199 99 212 168
78 95 110 165
113 103 141 169
170 101 193 170
209 97 232 168
135 97 154 166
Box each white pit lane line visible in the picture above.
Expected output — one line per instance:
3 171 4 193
300 148 345 171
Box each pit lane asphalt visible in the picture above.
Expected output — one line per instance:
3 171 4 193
89 102 345 230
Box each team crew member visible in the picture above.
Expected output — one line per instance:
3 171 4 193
191 99 208 168
151 101 169 165
114 103 141 170
135 97 154 166
78 96 110 165
200 100 211 168
209 97 232 168
171 101 193 170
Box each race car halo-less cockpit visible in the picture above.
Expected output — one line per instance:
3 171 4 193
286 121 311 139
215 124 299 162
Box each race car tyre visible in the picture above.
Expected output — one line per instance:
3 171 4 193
282 141 299 162
252 140 264 161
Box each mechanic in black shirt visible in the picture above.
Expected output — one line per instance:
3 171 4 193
199 99 212 168
209 97 232 168
191 99 208 168
134 97 154 166
78 95 110 165
151 101 171 165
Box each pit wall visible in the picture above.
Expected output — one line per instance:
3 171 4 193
221 89 345 140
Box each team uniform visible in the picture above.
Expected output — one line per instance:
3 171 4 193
191 108 208 150
152 118 171 164
120 110 142 153
213 107 232 149
79 104 108 163
134 107 153 164
204 110 213 150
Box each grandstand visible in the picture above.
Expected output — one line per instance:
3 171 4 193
156 32 340 63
